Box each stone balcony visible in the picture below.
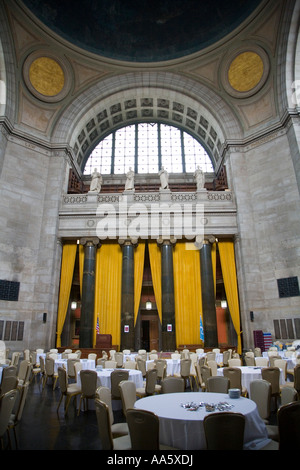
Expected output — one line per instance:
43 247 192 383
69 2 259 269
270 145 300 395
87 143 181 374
58 189 237 240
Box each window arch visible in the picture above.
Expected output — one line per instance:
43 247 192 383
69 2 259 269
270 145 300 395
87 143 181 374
83 122 214 175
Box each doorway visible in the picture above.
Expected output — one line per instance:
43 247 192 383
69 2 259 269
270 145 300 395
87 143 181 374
141 313 160 351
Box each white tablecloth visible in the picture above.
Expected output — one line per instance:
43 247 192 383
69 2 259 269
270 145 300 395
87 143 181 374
54 358 95 373
134 391 270 450
77 368 143 390
217 366 285 395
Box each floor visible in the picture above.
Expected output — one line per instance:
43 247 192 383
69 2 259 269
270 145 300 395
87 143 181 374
3 374 278 452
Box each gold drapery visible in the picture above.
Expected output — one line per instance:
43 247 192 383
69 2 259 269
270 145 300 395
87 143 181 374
148 241 162 322
134 242 145 325
173 242 202 346
218 239 242 354
56 243 77 347
93 243 122 347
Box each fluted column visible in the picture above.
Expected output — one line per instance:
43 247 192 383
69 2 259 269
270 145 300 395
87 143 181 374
200 238 218 347
79 237 99 348
119 238 137 350
158 237 176 351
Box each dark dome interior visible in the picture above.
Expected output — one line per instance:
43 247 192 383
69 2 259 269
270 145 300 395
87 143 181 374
21 0 263 62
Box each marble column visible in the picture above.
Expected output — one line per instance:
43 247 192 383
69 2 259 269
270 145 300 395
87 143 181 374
79 237 99 348
200 238 218 347
158 237 176 351
119 238 137 351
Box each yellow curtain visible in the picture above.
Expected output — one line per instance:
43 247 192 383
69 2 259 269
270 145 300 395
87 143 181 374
173 242 202 346
134 242 145 325
56 243 77 347
148 241 162 322
93 243 122 348
79 244 84 298
218 239 242 354
211 242 217 295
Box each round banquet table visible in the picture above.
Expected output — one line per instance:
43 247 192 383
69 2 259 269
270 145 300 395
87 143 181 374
54 358 95 373
217 366 285 396
76 368 143 390
134 392 270 450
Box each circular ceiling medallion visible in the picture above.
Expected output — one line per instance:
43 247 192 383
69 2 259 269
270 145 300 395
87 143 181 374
29 57 65 96
221 46 269 98
23 52 71 102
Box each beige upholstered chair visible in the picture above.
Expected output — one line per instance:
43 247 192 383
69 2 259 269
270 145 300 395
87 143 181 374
261 367 281 409
280 386 298 406
244 355 255 366
277 401 300 449
206 376 229 393
200 365 211 390
119 380 137 417
222 350 231 367
67 358 80 381
104 360 117 369
205 352 216 363
95 399 131 450
43 357 58 390
110 370 129 400
249 379 278 441
1 366 17 380
57 367 81 417
203 412 245 450
136 369 160 398
174 358 192 389
161 376 185 393
255 357 269 367
17 360 32 386
223 367 247 396
0 376 18 396
7 382 29 450
207 360 218 376
155 359 167 383
228 358 242 367
126 408 176 450
78 369 98 415
123 360 136 369
95 386 129 437
88 353 97 361
114 352 124 368
136 358 147 378
269 355 281 367
0 389 18 450
195 363 205 390
254 347 261 357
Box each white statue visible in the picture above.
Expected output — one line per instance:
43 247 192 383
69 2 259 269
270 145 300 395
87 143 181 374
194 166 205 190
90 168 102 192
125 167 135 191
159 166 169 190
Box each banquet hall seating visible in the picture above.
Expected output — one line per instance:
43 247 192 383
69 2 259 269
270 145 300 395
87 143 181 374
67 358 80 382
111 370 129 401
78 369 98 415
174 358 192 389
222 350 230 367
155 359 167 383
205 352 216 363
95 386 129 437
101 351 108 360
136 369 161 398
269 355 281 367
124 360 136 369
0 389 18 450
195 348 204 354
114 352 124 368
195 363 206 390
207 360 218 376
200 365 211 390
0 376 18 396
7 382 29 450
95 399 132 450
249 379 279 441
97 358 106 367
119 380 137 417
136 358 147 378
149 353 158 360
109 350 116 360
254 347 262 357
273 359 287 381
1 366 17 380
206 376 229 393
261 367 281 409
203 412 245 450
222 367 247 396
228 358 242 367
277 401 300 449
104 360 117 369
161 376 185 394
11 352 21 368
122 349 131 355
244 356 255 366
57 367 81 417
212 348 220 354
280 386 298 406
255 357 269 367
43 357 58 390
171 353 181 360
126 408 177 450
74 362 83 385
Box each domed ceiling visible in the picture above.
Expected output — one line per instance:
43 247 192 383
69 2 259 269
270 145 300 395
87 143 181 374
21 0 263 62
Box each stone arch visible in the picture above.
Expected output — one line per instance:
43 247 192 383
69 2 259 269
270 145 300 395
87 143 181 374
51 71 243 175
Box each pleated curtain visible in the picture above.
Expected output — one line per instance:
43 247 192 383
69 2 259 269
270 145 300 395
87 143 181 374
173 242 202 346
56 243 77 347
218 239 242 354
134 242 145 325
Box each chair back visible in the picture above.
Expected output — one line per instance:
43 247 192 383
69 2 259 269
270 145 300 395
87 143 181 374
0 389 18 438
171 353 180 360
278 401 300 449
45 357 55 375
205 352 216 362
249 379 271 420
203 412 245 450
145 369 158 395
58 367 68 394
105 360 117 369
88 353 97 361
122 349 131 355
294 364 300 393
254 347 261 357
149 353 158 360
280 386 298 406
0 376 18 395
222 350 231 366
119 380 136 416
255 357 269 367
111 370 129 399
14 382 29 424
228 358 241 367
67 358 80 379
2 366 17 380
74 362 83 382
244 356 255 366
18 360 31 381
161 376 185 393
206 376 229 393
11 352 20 367
274 359 287 380
80 370 98 397
96 386 114 424
200 365 211 387
124 360 136 370
207 360 218 376
114 352 124 367
261 367 280 395
269 355 281 367
39 356 45 374
223 367 242 391
109 350 116 360
136 358 146 377
126 408 160 450
180 359 191 378
155 359 166 380
95 399 113 450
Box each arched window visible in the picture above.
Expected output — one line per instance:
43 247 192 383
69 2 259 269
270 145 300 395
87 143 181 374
84 122 214 175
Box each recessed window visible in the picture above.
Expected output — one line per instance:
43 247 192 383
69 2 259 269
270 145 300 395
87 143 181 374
84 123 213 175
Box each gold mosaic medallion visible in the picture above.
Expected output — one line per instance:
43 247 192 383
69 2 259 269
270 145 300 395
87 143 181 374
29 57 65 96
228 51 264 92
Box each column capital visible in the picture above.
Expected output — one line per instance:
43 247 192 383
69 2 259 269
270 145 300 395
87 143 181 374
79 237 100 247
118 237 138 247
203 235 216 245
157 236 177 246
